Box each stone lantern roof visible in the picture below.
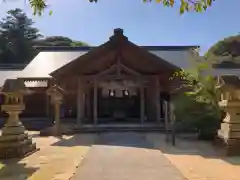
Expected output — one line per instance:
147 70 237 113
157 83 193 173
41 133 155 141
46 84 65 104
1 79 26 93
46 84 65 95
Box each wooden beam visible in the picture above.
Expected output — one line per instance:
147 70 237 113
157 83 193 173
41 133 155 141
119 63 142 76
97 63 117 76
95 60 142 78
82 74 147 82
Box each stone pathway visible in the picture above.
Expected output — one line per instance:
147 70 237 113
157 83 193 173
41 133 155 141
71 132 185 180
1 132 240 180
0 133 96 180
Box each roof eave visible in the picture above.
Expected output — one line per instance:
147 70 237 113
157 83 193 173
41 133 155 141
33 45 200 52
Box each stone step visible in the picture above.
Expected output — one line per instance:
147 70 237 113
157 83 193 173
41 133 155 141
0 138 33 148
73 126 166 133
0 142 38 159
0 133 28 142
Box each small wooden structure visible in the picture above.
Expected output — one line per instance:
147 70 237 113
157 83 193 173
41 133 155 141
45 84 65 136
217 75 240 155
0 79 38 159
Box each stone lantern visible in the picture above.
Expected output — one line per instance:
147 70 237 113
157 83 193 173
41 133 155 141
45 84 65 136
216 75 240 155
0 79 37 159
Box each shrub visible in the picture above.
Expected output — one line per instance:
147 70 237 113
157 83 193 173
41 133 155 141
173 93 221 140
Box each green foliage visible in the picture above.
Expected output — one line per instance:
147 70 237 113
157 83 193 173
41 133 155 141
37 36 88 47
173 93 220 139
29 0 48 16
0 8 89 64
71 41 89 47
17 0 215 16
0 8 42 64
172 59 220 118
0 162 4 170
40 36 73 46
205 35 240 64
171 54 221 139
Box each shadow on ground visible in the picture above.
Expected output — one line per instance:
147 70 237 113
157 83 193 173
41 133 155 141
51 132 240 166
51 133 96 147
51 132 155 149
0 159 38 180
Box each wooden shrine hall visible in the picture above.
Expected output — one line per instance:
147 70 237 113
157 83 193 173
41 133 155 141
0 28 198 126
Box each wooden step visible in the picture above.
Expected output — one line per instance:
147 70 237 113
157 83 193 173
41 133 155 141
73 126 165 133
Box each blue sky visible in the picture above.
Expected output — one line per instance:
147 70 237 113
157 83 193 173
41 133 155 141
0 0 239 54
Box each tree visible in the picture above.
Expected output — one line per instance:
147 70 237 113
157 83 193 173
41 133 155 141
205 35 240 64
27 0 215 16
171 52 221 139
71 40 89 47
0 8 42 64
36 36 89 47
0 9 89 64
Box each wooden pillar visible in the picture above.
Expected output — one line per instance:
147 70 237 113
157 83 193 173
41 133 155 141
93 80 98 125
86 90 91 120
81 93 85 121
54 102 61 136
46 80 51 118
146 77 154 121
164 101 169 130
170 102 176 146
46 94 49 117
77 77 82 126
164 100 169 141
155 77 161 124
140 86 145 124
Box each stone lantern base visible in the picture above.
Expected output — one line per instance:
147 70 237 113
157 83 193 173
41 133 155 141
216 100 240 156
217 124 240 156
0 104 38 159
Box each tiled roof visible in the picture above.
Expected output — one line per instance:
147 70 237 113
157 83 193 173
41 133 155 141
0 51 87 86
1 49 240 87
20 51 87 78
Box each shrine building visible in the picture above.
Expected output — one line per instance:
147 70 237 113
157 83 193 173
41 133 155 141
0 28 200 126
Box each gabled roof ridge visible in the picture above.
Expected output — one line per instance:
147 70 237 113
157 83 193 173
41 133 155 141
50 28 180 77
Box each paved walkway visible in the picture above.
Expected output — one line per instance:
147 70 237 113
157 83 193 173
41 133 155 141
0 133 96 180
147 133 240 180
2 132 239 180
71 132 185 180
